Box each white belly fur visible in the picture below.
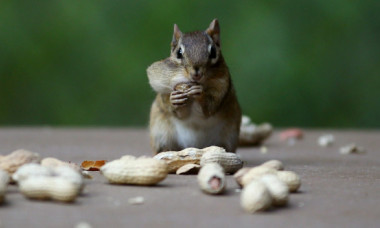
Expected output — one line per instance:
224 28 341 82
172 103 225 148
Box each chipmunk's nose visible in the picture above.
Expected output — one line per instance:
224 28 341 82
191 67 202 81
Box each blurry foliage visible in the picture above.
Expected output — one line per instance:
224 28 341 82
0 0 379 127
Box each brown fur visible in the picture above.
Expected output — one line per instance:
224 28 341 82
147 19 241 154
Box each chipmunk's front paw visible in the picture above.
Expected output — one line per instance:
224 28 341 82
170 91 188 107
186 85 203 98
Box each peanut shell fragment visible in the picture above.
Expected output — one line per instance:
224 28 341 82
279 128 303 141
100 156 168 185
197 163 226 194
81 160 107 171
176 164 201 175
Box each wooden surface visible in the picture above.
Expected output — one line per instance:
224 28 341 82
0 128 379 228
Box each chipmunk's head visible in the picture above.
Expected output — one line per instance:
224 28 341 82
170 19 221 83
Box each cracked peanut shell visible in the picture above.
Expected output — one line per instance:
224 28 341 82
0 149 40 174
154 146 225 173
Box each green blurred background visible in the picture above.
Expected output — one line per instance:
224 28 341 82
0 0 379 128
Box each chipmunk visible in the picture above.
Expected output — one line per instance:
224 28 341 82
147 19 241 154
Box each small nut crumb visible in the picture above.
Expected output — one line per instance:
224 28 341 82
260 146 268 154
81 171 93 179
318 134 335 147
75 222 93 228
340 144 366 155
128 196 145 205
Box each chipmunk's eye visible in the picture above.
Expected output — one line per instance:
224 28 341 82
176 47 183 59
209 46 217 59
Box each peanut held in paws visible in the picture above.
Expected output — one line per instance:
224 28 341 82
174 83 193 92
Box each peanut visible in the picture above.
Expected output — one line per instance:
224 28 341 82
12 163 53 183
14 163 83 202
197 163 226 194
176 164 201 175
259 174 289 206
200 151 243 174
240 180 272 213
153 146 225 173
0 149 40 174
19 176 80 202
240 166 277 187
41 157 82 173
13 163 84 193
0 170 9 204
235 160 301 193
239 115 273 146
174 82 194 92
340 143 366 155
233 167 251 187
100 156 168 185
260 160 284 171
277 171 301 192
318 134 335 147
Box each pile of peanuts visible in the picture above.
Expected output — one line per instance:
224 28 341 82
0 150 87 203
0 146 301 215
152 146 301 213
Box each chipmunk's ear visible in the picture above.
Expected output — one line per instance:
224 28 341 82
171 24 182 48
206 19 220 46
